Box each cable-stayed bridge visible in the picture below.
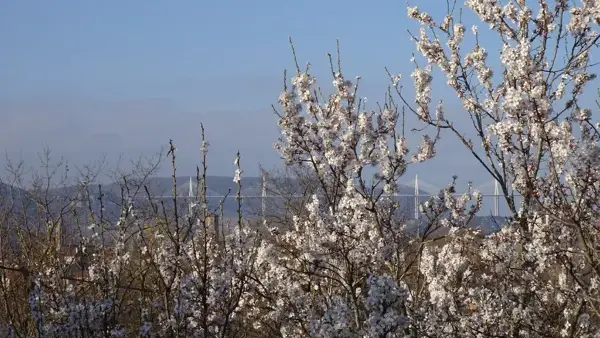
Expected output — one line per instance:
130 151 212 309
135 175 518 219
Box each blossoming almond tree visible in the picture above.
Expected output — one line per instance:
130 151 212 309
390 0 600 336
250 44 484 336
1 135 263 337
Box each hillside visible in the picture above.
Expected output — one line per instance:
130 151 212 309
0 177 507 236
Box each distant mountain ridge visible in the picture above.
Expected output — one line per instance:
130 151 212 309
0 176 508 235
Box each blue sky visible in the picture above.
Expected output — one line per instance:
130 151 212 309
0 0 502 192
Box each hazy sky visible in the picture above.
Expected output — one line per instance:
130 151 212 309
0 1 510 192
